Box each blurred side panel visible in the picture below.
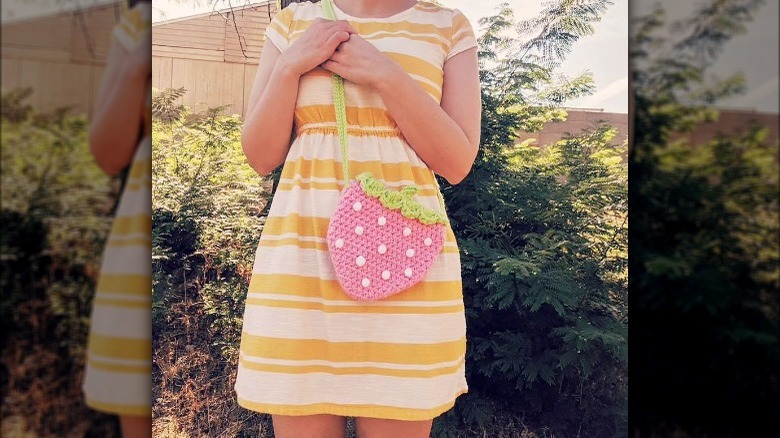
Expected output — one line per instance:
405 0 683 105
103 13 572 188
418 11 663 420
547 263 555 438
1 1 125 436
629 0 779 436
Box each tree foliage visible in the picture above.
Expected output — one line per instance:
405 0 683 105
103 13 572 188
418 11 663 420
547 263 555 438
430 2 627 437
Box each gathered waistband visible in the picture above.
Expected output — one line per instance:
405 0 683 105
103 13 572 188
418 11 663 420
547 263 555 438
296 122 404 138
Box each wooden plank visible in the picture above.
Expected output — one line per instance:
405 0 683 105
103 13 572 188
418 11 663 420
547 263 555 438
1 58 21 91
152 45 224 62
88 65 105 118
152 27 226 39
70 3 121 63
166 58 247 115
152 38 224 51
155 22 227 33
152 56 173 91
1 46 71 63
17 60 93 114
243 64 259 117
1 15 73 50
224 54 260 65
230 16 274 25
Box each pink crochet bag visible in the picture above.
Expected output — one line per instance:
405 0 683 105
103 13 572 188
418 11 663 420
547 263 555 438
321 0 448 301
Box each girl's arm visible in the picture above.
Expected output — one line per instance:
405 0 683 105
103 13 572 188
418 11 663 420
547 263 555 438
322 35 481 185
242 18 354 175
89 34 150 176
372 47 481 185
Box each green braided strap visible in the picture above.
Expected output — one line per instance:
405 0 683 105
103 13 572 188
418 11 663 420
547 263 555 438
320 0 448 221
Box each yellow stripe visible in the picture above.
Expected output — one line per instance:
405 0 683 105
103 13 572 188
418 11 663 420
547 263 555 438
238 357 463 378
279 158 436 186
363 30 445 46
106 237 152 248
237 392 466 421
110 214 151 235
94 297 151 309
258 236 459 253
268 20 290 38
295 105 397 130
88 358 151 374
128 158 151 179
87 334 151 361
95 274 150 296
240 334 466 365
248 273 462 302
124 181 152 191
262 214 458 242
118 21 138 42
85 398 151 417
245 297 463 315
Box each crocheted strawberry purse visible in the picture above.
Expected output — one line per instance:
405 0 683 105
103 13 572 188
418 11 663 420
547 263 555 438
321 0 448 301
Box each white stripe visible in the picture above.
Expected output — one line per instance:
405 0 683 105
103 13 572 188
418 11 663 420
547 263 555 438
265 27 288 51
252 246 461 282
235 362 467 409
409 72 443 93
280 176 437 190
89 306 151 340
95 293 151 303
287 136 429 167
297 74 385 107
99 246 151 275
451 27 472 41
240 306 466 343
83 366 150 407
240 353 465 371
247 292 463 308
261 233 326 242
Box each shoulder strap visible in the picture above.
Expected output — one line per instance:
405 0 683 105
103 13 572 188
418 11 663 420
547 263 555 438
320 0 449 219
321 0 351 184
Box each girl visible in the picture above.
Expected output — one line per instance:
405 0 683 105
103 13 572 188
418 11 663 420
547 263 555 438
236 0 480 436
83 1 152 437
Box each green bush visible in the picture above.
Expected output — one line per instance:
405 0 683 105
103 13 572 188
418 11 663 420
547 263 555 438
1 88 119 437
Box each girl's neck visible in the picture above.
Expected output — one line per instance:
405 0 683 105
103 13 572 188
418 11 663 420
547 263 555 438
332 0 418 19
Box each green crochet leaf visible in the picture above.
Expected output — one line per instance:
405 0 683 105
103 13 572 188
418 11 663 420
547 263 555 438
355 172 448 225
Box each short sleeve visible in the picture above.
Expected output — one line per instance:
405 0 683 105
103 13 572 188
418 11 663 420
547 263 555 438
265 3 297 52
112 2 151 51
446 9 478 62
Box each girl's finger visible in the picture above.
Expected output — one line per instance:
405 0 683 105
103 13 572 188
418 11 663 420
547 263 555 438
324 31 351 53
321 60 345 77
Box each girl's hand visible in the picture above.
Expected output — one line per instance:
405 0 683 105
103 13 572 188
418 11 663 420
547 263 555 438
281 18 355 76
321 34 401 88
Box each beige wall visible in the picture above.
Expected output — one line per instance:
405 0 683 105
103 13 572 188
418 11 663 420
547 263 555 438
151 1 274 116
1 2 120 116
677 109 779 147
518 110 630 149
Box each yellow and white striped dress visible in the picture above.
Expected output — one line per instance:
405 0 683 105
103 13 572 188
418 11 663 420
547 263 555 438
235 1 477 421
82 2 152 417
